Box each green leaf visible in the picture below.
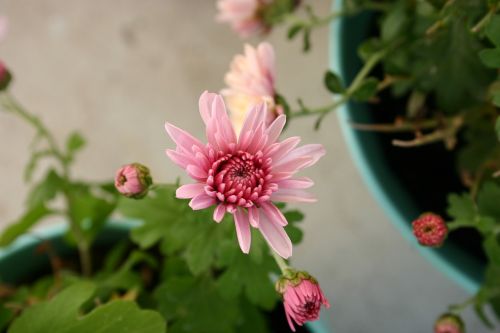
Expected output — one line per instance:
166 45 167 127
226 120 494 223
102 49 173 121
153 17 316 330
68 186 117 244
381 1 408 42
185 231 218 275
155 276 239 333
477 182 500 220
216 248 278 309
358 38 384 62
447 193 476 225
496 116 500 141
0 203 52 246
324 71 344 94
303 28 311 52
479 48 500 68
351 77 379 101
484 233 500 266
287 24 302 40
66 132 86 157
486 15 500 47
274 93 290 118
409 17 495 112
9 282 166 333
26 169 64 208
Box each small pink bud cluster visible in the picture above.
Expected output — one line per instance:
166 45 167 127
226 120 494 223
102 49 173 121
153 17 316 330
115 163 153 199
412 213 448 247
276 270 330 332
434 313 465 333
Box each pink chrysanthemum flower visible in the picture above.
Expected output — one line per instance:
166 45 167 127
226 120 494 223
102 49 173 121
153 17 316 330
216 0 271 38
412 213 448 247
165 91 325 258
276 271 330 332
222 42 284 136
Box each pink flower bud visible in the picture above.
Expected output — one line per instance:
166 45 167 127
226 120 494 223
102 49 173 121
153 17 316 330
0 60 12 91
115 163 152 199
412 213 448 247
434 313 464 333
276 271 330 332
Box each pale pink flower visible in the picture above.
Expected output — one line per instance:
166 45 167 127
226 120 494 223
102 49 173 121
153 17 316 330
216 0 271 38
222 42 283 135
281 276 330 332
115 163 153 199
165 91 324 258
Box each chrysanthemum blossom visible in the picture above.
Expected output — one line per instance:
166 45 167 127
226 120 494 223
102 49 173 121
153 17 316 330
276 271 330 332
222 42 283 135
216 0 271 38
412 213 448 247
165 91 325 258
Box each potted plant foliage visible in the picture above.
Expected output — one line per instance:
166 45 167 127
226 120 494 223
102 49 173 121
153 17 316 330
216 0 500 331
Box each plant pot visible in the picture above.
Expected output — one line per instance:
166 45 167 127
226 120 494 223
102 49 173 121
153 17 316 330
0 222 331 333
329 9 483 293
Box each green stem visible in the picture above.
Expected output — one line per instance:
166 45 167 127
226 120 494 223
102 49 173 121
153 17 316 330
271 250 290 275
290 48 387 122
449 296 475 315
0 92 69 177
1 92 92 276
471 4 498 33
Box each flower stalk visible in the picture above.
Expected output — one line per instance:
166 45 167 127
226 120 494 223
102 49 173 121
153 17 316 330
0 92 93 276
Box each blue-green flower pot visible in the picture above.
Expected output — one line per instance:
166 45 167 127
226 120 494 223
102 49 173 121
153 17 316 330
329 10 482 293
0 223 330 333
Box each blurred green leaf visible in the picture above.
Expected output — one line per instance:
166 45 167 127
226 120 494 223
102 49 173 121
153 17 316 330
155 276 239 333
484 233 500 266
479 48 500 68
485 15 500 47
287 24 302 40
477 182 500 220
324 71 344 94
66 132 86 159
496 116 500 141
351 77 379 101
9 282 166 333
26 169 64 208
0 203 52 246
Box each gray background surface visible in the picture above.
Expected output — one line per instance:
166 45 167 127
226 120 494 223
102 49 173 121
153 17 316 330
0 0 491 332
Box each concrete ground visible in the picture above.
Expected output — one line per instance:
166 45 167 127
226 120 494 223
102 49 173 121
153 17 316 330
0 0 492 332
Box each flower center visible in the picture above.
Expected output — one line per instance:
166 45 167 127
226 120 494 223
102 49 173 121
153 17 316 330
205 151 276 210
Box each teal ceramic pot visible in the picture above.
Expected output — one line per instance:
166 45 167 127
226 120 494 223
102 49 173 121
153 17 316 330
329 9 482 293
0 223 330 333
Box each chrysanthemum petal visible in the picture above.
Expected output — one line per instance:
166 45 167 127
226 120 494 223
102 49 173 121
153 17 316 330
261 202 288 226
283 144 326 168
271 189 317 203
259 208 292 258
266 115 286 144
248 206 259 228
164 122 204 152
213 204 227 223
234 208 252 253
277 177 314 189
189 194 216 210
176 183 205 199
